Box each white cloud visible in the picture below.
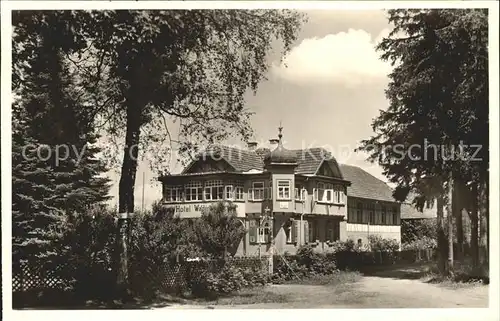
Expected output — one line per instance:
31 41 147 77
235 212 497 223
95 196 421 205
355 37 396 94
272 28 392 87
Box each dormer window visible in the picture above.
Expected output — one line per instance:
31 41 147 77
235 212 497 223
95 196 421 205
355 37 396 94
277 180 291 200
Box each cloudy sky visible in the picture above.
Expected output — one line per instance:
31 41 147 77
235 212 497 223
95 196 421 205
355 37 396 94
107 9 395 210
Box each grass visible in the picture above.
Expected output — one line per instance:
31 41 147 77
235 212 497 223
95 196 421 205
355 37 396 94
417 260 489 289
281 271 361 286
179 270 362 307
206 287 291 305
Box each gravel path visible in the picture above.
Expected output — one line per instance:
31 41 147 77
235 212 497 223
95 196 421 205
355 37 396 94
160 268 488 309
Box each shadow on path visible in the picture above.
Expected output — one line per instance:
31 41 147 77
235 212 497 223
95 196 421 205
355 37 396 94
360 262 433 280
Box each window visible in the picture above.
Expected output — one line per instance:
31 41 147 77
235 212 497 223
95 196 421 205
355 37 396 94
251 182 264 200
325 183 333 202
249 218 271 244
392 207 398 225
308 220 319 243
259 219 271 243
315 182 334 203
308 221 314 243
205 180 224 201
295 184 305 201
277 180 291 200
185 181 202 201
326 221 339 242
165 186 182 202
334 186 344 204
235 184 244 201
369 211 375 225
356 202 363 223
285 220 294 243
381 205 387 224
348 208 353 222
325 189 333 203
225 185 234 200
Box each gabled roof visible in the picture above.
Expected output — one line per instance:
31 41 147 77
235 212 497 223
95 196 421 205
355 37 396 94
293 148 341 177
182 145 263 174
166 145 404 204
182 145 343 178
339 164 396 203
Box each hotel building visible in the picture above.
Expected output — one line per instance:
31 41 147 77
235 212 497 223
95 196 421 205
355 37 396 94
159 128 401 256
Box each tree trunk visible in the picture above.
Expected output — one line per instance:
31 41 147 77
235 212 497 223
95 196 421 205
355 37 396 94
469 183 479 269
118 106 141 214
436 195 446 275
478 178 489 277
446 174 454 276
453 180 464 261
116 98 143 297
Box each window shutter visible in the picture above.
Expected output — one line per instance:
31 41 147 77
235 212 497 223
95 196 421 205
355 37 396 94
303 220 309 244
249 220 257 243
292 220 299 243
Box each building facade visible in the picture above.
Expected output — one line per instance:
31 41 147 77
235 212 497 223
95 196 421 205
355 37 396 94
159 129 401 256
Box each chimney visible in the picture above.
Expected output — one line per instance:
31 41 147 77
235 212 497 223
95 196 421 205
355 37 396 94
247 141 258 150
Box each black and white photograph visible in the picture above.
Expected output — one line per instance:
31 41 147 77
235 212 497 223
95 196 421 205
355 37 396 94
1 0 498 318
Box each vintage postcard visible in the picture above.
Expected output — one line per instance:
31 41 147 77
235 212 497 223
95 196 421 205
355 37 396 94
1 1 498 321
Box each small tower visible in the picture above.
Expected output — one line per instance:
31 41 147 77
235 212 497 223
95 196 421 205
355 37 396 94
264 124 297 213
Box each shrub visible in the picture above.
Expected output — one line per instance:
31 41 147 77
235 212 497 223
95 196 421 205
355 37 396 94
240 267 270 287
189 262 256 298
62 205 117 301
129 202 186 266
296 245 337 274
271 246 338 283
192 202 246 259
368 235 400 252
402 236 437 251
401 218 437 243
272 255 308 283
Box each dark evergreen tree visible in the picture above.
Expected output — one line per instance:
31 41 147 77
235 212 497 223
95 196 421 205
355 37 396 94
12 11 111 260
358 9 488 275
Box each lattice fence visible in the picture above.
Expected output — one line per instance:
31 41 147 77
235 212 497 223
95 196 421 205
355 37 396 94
128 256 269 295
12 260 76 293
13 255 269 297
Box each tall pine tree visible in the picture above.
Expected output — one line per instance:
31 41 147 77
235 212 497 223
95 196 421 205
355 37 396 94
12 11 111 261
358 9 488 275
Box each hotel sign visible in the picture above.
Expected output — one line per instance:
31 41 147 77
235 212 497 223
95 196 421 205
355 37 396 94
165 202 245 218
